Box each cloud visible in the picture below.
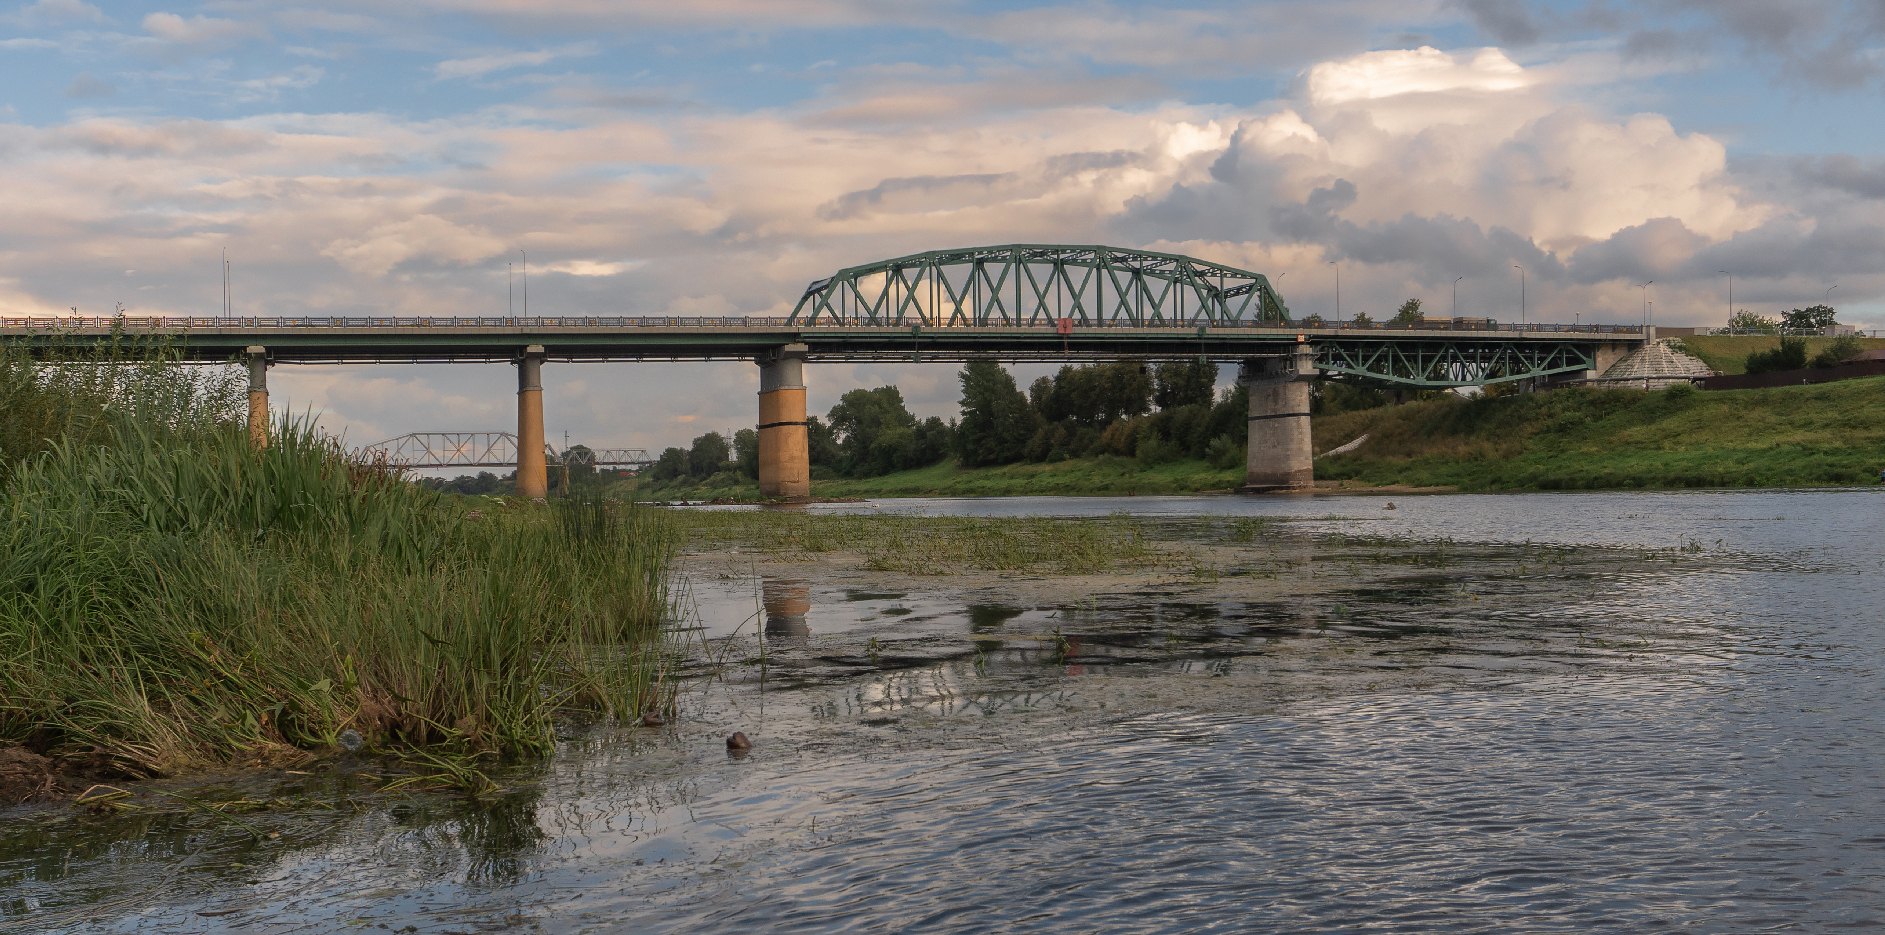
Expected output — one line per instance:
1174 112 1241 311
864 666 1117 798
433 42 599 80
0 0 105 28
544 259 644 276
64 71 114 98
1451 0 1541 45
1307 46 1530 105
142 11 267 47
321 215 508 277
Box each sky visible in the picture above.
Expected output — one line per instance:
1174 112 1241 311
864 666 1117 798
4 0 1885 456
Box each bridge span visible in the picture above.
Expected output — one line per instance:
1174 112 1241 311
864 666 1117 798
1 244 1645 498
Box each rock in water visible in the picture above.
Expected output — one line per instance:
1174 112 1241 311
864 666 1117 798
1383 502 1397 510
726 732 752 751
641 712 665 727
337 729 364 753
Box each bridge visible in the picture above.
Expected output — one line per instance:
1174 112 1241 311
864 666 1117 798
361 432 652 469
1 243 1644 498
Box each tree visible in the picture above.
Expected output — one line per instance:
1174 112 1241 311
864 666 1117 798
806 415 841 467
827 386 917 473
687 431 729 476
1745 338 1808 374
1153 357 1218 410
1351 311 1374 326
1391 298 1423 324
733 428 759 478
1781 304 1837 333
956 359 1038 467
1726 310 1777 335
649 446 688 481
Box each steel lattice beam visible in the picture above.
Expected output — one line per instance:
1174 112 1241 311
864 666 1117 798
788 244 1292 327
362 432 652 468
1314 340 1595 387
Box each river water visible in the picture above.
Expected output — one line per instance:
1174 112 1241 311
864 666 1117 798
5 489 1883 933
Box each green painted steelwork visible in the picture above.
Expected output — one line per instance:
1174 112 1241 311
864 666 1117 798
789 244 1291 327
1315 339 1596 387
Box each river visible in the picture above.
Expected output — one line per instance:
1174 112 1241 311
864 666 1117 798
5 489 1883 932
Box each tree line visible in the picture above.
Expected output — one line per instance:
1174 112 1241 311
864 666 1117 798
646 357 1284 486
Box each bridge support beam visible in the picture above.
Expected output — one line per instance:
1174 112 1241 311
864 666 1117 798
756 344 811 500
245 346 268 449
1239 345 1317 493
516 345 549 501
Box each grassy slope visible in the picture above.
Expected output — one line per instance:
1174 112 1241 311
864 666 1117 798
1676 335 1885 375
1313 377 1885 490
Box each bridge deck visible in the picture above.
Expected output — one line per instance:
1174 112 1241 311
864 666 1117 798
1 316 1644 364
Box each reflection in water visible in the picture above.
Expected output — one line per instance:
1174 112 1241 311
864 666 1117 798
762 578 811 641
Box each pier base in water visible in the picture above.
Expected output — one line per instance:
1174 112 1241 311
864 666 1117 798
1240 345 1316 493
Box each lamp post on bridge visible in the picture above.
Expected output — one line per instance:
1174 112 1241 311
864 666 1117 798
1513 265 1525 327
1330 261 1339 321
1639 281 1654 340
1720 270 1732 327
1453 276 1463 317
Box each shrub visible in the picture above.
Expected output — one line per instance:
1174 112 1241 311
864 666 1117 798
1745 338 1808 374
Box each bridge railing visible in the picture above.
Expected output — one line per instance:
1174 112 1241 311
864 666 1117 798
0 315 1647 335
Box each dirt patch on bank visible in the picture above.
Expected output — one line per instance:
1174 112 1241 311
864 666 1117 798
0 746 70 805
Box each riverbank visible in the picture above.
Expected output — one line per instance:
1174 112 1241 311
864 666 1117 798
1 347 682 799
1315 377 1885 490
635 376 1885 498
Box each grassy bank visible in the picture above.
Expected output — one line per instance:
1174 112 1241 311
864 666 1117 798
634 455 1243 502
1 349 678 783
1675 335 1885 375
1312 378 1885 490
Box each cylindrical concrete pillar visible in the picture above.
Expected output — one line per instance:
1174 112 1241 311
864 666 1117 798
1240 346 1316 492
245 346 268 450
756 344 811 500
516 345 549 501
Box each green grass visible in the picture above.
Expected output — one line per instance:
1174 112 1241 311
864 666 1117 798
1312 377 1885 490
673 509 1164 575
637 456 1242 501
1 350 680 781
1675 335 1885 375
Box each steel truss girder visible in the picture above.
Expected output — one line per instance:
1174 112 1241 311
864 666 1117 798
1314 340 1594 387
789 244 1291 327
363 432 651 468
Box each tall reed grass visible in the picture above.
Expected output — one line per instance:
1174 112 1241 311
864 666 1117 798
0 344 678 779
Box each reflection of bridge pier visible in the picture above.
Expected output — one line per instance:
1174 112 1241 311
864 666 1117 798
763 579 812 640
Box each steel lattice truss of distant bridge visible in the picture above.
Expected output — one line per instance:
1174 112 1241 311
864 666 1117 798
363 432 652 469
789 244 1292 327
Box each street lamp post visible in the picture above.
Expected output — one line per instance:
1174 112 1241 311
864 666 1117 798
1453 276 1463 317
1639 281 1654 337
1513 265 1525 326
1330 261 1340 321
1720 270 1732 327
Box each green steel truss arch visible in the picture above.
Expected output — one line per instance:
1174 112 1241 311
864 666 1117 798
789 244 1292 327
1315 339 1595 387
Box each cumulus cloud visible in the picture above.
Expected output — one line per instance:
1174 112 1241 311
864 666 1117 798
1307 46 1530 105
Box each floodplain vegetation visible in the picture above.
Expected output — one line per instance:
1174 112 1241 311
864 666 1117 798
0 343 678 797
675 509 1165 575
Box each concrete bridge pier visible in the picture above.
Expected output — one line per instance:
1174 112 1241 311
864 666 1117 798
245 346 269 449
1239 344 1318 493
516 345 549 500
756 343 811 500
